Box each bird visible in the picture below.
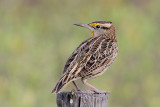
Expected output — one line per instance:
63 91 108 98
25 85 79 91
52 21 118 94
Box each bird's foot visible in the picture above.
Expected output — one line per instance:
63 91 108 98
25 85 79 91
71 89 82 94
89 89 111 94
71 89 111 94
71 89 95 94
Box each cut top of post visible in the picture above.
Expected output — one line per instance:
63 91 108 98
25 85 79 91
56 92 110 107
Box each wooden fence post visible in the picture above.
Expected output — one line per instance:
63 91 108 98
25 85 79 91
56 91 110 107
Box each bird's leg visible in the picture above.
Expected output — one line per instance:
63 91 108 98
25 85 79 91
82 79 99 92
72 81 94 94
72 81 86 94
72 81 81 91
82 79 110 94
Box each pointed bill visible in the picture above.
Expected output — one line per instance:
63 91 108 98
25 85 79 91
74 23 94 30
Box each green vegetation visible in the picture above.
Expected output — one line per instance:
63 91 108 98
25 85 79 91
0 0 160 107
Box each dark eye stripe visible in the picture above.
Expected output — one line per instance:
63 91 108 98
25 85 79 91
101 27 109 29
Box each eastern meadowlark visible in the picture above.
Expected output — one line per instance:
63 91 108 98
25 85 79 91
52 21 118 94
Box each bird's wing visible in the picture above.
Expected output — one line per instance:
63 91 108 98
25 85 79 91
63 35 118 80
63 36 97 74
80 37 118 78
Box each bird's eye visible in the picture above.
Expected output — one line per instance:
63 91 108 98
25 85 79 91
96 25 100 28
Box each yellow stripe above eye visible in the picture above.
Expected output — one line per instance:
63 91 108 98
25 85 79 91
89 23 98 27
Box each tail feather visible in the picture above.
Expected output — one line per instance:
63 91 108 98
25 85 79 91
52 80 66 94
52 74 74 94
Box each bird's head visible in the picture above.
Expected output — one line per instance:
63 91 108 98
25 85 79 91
74 21 114 36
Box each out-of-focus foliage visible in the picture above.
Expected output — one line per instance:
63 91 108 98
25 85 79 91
0 0 160 107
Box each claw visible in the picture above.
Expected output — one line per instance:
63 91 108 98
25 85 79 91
92 90 111 94
71 90 94 94
71 89 110 94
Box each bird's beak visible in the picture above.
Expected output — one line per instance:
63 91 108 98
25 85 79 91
74 23 93 30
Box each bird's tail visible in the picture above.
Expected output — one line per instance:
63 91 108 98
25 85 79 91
52 74 74 94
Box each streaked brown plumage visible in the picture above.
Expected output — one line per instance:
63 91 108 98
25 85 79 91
52 21 118 94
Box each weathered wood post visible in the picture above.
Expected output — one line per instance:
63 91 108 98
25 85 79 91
56 91 110 107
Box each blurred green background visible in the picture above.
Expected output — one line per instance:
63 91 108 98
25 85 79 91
0 0 160 107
